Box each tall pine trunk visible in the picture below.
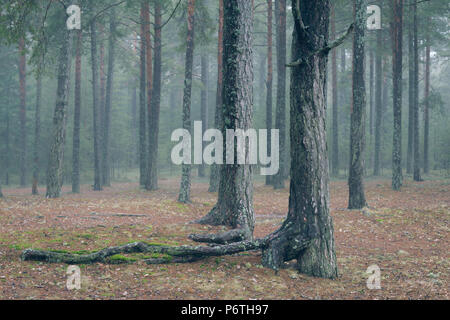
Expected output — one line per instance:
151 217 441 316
423 24 430 174
72 30 82 193
373 27 382 176
348 0 367 209
18 37 27 187
32 72 42 195
331 4 339 177
46 10 73 198
406 1 414 174
273 0 287 189
90 16 102 191
147 0 162 190
178 0 196 203
208 0 224 193
391 0 403 190
412 1 421 181
198 54 209 178
139 2 147 186
265 0 273 186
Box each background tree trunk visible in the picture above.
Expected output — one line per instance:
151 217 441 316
262 0 338 279
373 27 382 176
209 0 224 193
198 54 209 178
32 72 42 195
46 13 73 198
273 0 287 189
178 0 196 203
18 37 27 187
265 0 273 186
147 0 162 190
331 4 339 177
423 23 430 174
348 0 367 209
72 30 82 194
139 1 147 186
391 0 403 190
407 2 414 174
412 1 421 181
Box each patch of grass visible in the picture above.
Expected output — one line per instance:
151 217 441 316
106 254 137 264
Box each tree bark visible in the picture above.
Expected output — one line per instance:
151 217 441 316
331 4 339 177
198 54 209 178
412 1 421 182
72 30 82 194
139 1 147 186
90 15 103 191
147 0 162 190
407 1 414 174
178 0 196 203
348 0 367 209
373 27 382 176
18 37 27 187
32 72 42 195
423 23 430 174
193 0 255 242
272 0 287 189
391 0 403 190
265 0 273 186
46 11 73 198
208 0 224 193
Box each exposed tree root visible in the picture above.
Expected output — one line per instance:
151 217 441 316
189 228 247 245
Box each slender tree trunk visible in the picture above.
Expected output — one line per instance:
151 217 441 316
32 72 42 195
72 30 82 193
5 89 10 186
178 0 196 203
18 37 27 187
194 0 255 242
331 4 339 177
139 2 147 186
273 0 287 189
391 0 403 190
208 0 224 193
348 0 367 209
90 16 102 191
102 8 117 188
423 25 430 174
99 24 106 186
198 54 209 178
369 50 374 138
46 12 73 198
265 0 273 186
412 1 421 181
262 0 338 278
373 27 382 176
407 2 414 174
147 0 162 190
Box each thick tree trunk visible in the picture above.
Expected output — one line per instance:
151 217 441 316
209 0 224 193
423 27 430 174
391 0 403 190
348 0 367 209
193 0 255 242
373 28 382 176
147 0 162 190
331 4 339 177
139 2 147 186
18 37 27 187
265 0 273 186
102 8 117 188
46 12 73 198
72 30 82 194
198 54 208 178
90 16 103 191
412 1 421 182
178 0 196 203
32 72 42 195
262 0 338 278
272 0 287 189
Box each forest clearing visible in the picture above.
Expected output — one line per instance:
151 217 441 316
0 176 448 299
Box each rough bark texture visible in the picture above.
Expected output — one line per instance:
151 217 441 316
262 0 338 278
46 13 73 198
147 0 162 190
178 0 196 203
331 4 339 177
423 26 430 174
102 9 117 188
272 0 287 189
72 30 82 194
265 0 273 186
391 0 403 191
18 37 27 187
90 17 102 192
32 73 42 195
348 0 367 209
209 0 224 193
412 1 421 182
139 2 147 186
373 27 382 176
193 0 255 242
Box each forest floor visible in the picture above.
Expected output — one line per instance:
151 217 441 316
0 176 448 300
